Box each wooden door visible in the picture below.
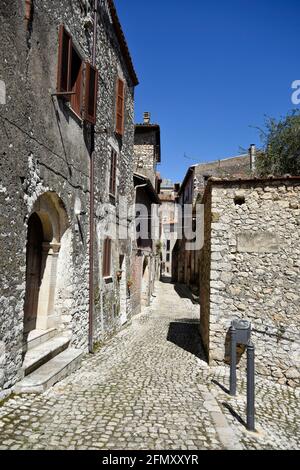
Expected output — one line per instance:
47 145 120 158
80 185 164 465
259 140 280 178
24 213 43 333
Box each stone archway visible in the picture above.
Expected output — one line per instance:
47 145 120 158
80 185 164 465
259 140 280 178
23 192 70 337
24 213 44 333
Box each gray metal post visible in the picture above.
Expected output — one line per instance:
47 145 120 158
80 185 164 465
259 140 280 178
247 341 255 432
230 325 237 396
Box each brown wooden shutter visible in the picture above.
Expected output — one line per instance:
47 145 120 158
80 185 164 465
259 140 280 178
103 238 111 277
70 60 83 117
83 62 98 124
57 25 72 98
115 78 125 135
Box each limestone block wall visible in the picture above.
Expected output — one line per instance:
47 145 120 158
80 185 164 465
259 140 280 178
133 144 156 187
200 178 300 388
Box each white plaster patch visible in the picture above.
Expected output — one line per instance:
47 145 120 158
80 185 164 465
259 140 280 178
74 196 82 216
24 154 49 212
0 80 6 105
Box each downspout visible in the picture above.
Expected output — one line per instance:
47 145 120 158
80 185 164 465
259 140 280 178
89 0 98 353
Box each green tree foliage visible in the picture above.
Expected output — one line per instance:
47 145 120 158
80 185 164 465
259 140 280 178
256 110 300 176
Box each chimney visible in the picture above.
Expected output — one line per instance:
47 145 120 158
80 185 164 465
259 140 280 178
143 112 151 124
249 144 256 173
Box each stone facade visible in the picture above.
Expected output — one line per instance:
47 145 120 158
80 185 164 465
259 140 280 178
200 177 300 388
131 115 161 315
133 113 161 189
159 181 179 277
0 0 138 392
173 154 252 291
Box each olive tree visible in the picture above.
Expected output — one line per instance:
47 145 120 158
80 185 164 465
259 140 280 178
255 110 300 176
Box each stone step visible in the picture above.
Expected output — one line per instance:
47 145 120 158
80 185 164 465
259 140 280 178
14 349 83 394
23 328 58 352
22 336 71 376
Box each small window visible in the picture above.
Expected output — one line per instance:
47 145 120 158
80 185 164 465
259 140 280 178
83 62 98 124
109 149 117 196
166 240 170 252
103 238 112 278
115 78 125 135
57 25 72 96
70 46 83 116
166 253 170 262
57 25 98 122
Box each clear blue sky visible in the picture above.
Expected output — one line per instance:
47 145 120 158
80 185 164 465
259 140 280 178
115 0 300 183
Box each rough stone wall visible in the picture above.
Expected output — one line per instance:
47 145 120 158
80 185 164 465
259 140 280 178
199 189 212 361
73 0 136 345
176 156 252 292
133 144 156 187
0 0 136 390
201 179 300 387
194 155 251 201
0 0 92 390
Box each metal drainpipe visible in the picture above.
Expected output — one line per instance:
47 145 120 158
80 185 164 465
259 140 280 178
88 0 98 354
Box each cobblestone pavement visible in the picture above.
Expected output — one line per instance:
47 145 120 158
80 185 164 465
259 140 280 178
0 280 299 450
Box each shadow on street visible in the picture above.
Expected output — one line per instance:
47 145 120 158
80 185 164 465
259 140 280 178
167 319 207 362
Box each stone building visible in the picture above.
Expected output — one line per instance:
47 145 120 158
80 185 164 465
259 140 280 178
0 0 139 394
133 112 161 189
131 174 160 313
131 113 161 313
200 176 300 388
159 180 179 277
172 153 252 290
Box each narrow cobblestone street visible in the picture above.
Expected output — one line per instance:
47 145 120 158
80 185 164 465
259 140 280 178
0 280 299 450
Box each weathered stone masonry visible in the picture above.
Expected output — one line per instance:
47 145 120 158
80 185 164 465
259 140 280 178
200 177 300 388
0 0 138 392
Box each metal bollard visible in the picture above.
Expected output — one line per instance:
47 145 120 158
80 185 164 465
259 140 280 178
246 341 255 432
230 325 237 396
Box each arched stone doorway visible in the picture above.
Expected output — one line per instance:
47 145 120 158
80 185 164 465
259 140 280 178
24 213 44 333
23 192 70 338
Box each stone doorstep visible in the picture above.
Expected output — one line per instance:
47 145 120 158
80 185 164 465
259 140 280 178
13 349 84 394
22 335 71 377
23 328 58 352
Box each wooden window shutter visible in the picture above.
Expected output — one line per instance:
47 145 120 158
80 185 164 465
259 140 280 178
70 60 83 117
83 62 98 124
115 78 125 135
57 25 72 98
